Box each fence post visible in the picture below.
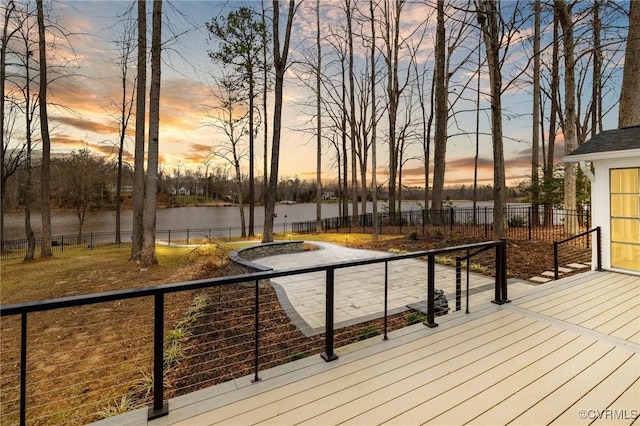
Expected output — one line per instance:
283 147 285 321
61 235 64 253
528 207 532 240
553 241 559 280
425 254 438 328
484 207 488 237
187 229 190 245
90 233 93 250
596 226 602 271
148 292 168 420
321 268 338 362
168 230 171 247
450 208 454 232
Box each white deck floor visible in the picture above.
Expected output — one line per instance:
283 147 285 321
103 271 640 426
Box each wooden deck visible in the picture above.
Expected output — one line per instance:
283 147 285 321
103 271 640 426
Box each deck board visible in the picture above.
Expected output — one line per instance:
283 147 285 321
551 355 640 425
146 271 640 426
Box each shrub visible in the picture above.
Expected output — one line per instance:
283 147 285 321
406 311 427 326
356 325 380 341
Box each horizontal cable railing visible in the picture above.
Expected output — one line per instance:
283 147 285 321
553 227 601 280
0 240 507 425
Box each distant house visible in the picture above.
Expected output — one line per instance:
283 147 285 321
178 187 190 196
564 125 640 275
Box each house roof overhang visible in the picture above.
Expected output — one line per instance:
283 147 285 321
563 148 640 163
563 125 640 163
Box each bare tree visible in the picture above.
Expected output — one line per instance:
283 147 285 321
555 0 578 234
204 76 250 237
370 0 379 240
130 0 146 261
619 0 640 127
531 0 541 227
111 14 136 245
346 0 359 222
1 0 28 252
141 0 162 266
36 0 52 257
263 0 296 243
431 0 447 213
475 0 506 238
315 0 322 232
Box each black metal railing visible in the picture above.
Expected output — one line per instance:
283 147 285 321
0 240 507 425
553 227 601 280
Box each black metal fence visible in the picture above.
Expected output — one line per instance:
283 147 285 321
0 240 507 425
0 223 291 261
292 205 590 242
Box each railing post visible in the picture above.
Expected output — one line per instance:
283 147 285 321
553 241 559 280
148 293 168 420
252 280 261 383
596 226 602 271
383 261 389 340
321 268 338 362
20 312 27 426
425 254 438 328
492 240 507 305
455 257 462 312
501 239 509 303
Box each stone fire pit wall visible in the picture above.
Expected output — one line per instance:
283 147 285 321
228 241 305 281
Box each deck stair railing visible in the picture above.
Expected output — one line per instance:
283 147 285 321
0 240 507 425
553 227 601 280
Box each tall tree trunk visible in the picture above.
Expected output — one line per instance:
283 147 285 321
473 32 481 224
24 40 35 261
371 0 378 238
315 0 322 232
431 0 447 214
619 0 640 127
262 1 269 210
263 0 295 243
0 1 15 252
477 0 506 239
346 0 359 224
131 0 146 261
37 0 52 257
141 0 162 266
249 71 255 237
341 60 348 221
555 0 578 235
591 1 601 136
531 0 541 228
544 10 559 227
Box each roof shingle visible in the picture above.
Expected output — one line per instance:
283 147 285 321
567 126 640 156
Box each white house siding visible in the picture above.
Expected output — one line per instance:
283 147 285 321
592 156 640 274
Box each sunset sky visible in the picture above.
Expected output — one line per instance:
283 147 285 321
7 0 628 188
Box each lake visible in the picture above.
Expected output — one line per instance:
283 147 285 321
4 201 451 240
